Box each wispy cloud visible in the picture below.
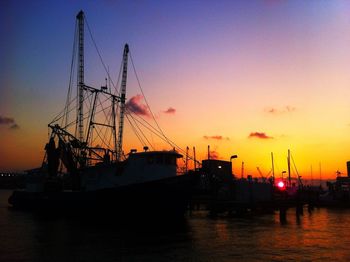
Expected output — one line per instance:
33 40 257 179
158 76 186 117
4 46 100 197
163 107 176 114
265 106 296 114
10 124 20 130
0 115 15 125
248 132 273 139
203 135 230 141
0 115 20 130
125 95 150 117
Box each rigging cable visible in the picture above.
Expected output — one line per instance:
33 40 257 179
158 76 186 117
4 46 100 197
129 52 173 147
291 154 302 186
85 15 185 157
126 112 155 150
53 13 194 164
85 16 119 96
125 107 194 161
63 20 78 128
125 114 148 148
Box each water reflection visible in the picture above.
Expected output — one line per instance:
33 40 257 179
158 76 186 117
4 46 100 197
2 190 350 261
189 208 350 261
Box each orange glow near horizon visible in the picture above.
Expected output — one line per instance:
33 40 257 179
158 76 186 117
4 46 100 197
0 111 349 180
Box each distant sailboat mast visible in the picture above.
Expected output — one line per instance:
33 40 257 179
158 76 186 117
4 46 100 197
288 149 291 187
271 152 275 184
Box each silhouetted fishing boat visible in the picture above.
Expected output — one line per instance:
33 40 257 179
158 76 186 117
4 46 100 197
8 11 196 219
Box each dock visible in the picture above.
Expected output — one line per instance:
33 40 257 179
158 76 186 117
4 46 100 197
188 158 322 223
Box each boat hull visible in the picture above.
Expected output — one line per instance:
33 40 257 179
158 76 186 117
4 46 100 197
8 174 198 220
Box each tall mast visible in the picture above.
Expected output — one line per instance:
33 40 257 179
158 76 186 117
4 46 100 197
117 44 129 161
77 10 84 142
271 152 275 184
288 149 291 187
185 146 189 173
193 146 197 170
319 162 322 187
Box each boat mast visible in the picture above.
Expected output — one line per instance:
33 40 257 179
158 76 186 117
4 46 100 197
288 149 291 187
117 44 129 161
77 10 85 143
185 146 189 173
271 152 275 184
193 147 197 170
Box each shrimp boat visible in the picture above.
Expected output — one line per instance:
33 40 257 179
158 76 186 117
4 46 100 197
8 11 196 219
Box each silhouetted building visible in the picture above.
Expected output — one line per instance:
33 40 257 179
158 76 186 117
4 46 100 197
201 159 232 181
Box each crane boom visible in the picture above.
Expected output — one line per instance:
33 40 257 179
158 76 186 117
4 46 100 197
256 167 264 178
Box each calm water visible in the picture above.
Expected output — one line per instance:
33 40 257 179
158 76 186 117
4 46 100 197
1 190 350 261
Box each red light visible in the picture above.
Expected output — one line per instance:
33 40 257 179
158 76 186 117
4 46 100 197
277 181 285 189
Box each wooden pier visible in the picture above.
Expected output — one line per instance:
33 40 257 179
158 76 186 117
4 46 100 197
189 187 320 223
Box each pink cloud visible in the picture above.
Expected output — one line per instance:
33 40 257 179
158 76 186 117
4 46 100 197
248 132 273 139
126 95 150 117
0 115 20 130
0 115 15 125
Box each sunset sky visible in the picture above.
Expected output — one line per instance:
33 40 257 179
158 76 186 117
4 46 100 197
1 0 350 180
